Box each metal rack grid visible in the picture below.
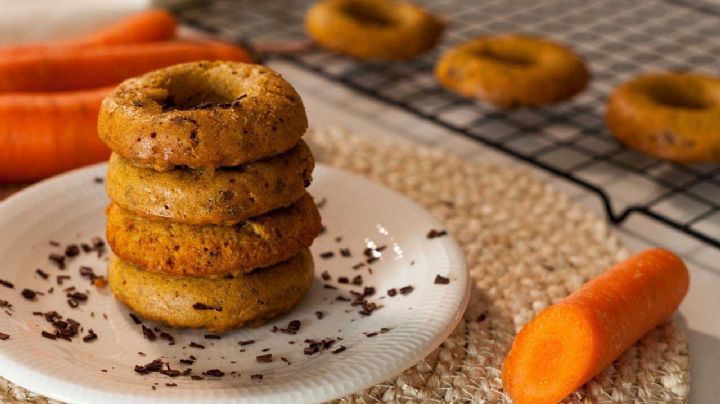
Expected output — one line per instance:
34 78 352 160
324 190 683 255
175 0 720 249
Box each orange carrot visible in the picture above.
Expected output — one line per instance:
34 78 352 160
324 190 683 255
0 87 113 183
502 248 689 404
0 40 253 93
0 10 177 58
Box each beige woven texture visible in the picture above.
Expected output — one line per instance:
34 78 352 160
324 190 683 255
0 127 689 403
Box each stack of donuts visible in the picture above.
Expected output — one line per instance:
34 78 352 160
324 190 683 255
98 61 322 332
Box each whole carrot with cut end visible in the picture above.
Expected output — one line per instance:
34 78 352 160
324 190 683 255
0 10 177 58
0 87 113 183
502 248 689 404
0 40 253 93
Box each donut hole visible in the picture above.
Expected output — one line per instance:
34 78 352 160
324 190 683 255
473 45 535 67
341 0 396 27
645 79 713 110
163 73 240 110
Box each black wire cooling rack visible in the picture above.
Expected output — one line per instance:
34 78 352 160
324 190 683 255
174 0 720 249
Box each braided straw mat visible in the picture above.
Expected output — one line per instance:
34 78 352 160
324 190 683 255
1 126 689 403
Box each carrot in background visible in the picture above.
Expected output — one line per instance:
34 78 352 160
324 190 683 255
0 40 253 92
0 10 177 58
0 87 113 183
502 248 689 404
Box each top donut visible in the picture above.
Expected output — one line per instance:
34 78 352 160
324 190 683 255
98 61 308 171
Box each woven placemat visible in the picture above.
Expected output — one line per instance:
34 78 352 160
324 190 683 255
0 127 689 403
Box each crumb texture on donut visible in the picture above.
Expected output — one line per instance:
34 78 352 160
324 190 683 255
606 72 720 162
106 193 322 278
306 0 444 60
99 61 308 170
106 141 314 225
108 250 315 331
435 34 589 107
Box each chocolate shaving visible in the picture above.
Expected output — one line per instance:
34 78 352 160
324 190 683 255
332 345 346 354
434 275 450 284
189 342 205 349
21 289 37 300
320 251 335 259
399 285 414 295
142 325 157 341
0 279 14 289
315 311 324 320
159 331 175 345
359 302 380 316
238 339 255 346
134 359 164 374
256 354 273 363
35 269 49 280
65 245 80 257
204 334 221 340
0 332 9 340
250 374 263 380
352 275 363 286
339 248 351 257
321 271 331 281
192 302 222 312
41 331 57 340
83 329 97 342
49 253 66 269
303 338 336 355
203 369 225 377
427 229 448 239
67 291 87 301
338 276 349 284
129 313 142 324
56 275 70 285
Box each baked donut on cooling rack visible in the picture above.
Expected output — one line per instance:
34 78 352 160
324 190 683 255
606 72 720 162
435 34 589 108
305 0 445 60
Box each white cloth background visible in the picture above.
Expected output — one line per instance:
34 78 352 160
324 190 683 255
0 0 151 44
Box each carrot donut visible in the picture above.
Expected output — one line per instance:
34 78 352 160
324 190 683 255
106 193 322 278
305 0 444 60
98 61 308 171
106 141 314 225
108 249 314 331
606 72 720 162
435 35 589 107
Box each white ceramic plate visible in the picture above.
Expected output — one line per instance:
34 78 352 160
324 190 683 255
0 163 468 404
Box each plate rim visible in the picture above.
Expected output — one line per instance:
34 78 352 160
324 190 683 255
0 162 470 404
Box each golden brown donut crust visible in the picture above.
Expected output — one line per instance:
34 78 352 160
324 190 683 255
99 61 308 171
108 250 314 332
305 0 444 60
435 35 589 107
606 72 720 162
106 141 314 225
106 193 322 277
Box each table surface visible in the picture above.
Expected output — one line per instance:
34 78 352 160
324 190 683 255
265 60 720 404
